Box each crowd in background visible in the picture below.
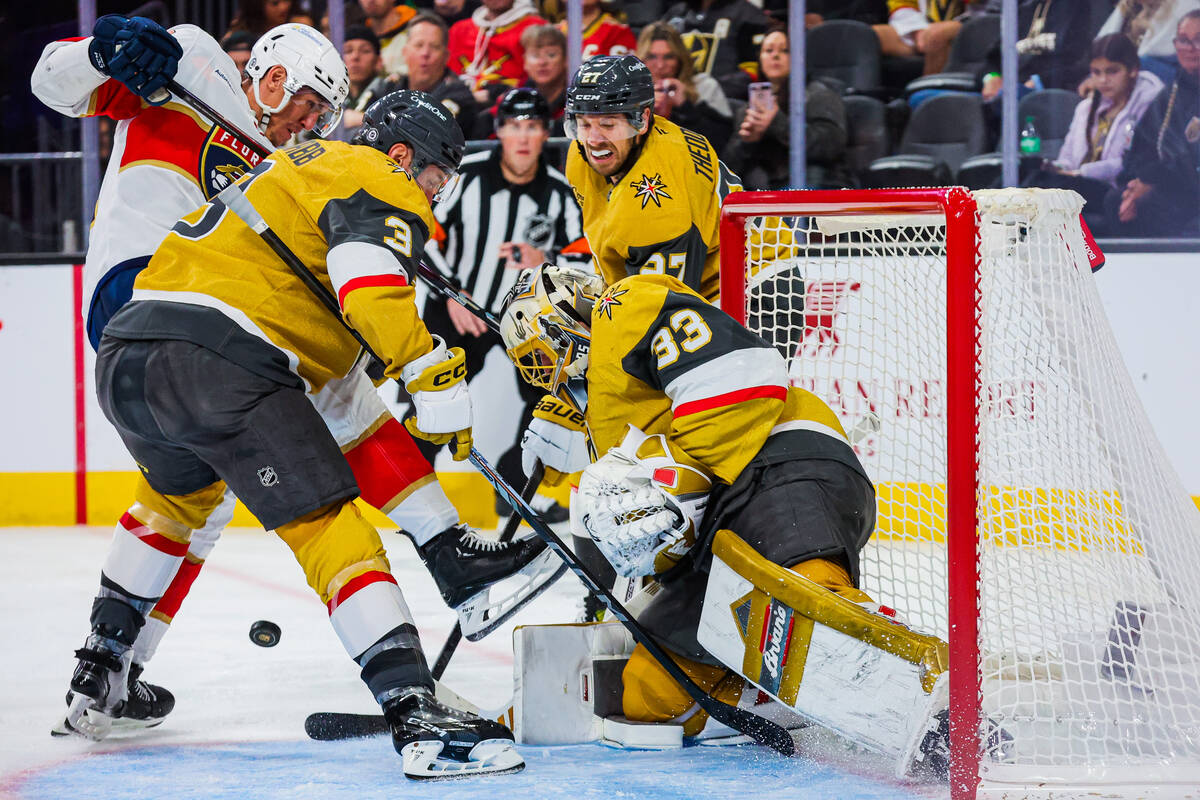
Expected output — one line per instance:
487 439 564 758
9 0 1200 241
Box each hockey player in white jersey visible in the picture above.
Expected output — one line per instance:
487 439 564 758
32 18 557 741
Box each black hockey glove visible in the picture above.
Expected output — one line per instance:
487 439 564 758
88 15 182 106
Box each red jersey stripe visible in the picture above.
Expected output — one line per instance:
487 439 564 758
121 105 207 176
337 274 408 309
119 512 190 557
327 570 398 614
673 385 788 419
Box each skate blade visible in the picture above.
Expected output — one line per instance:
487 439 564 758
458 549 568 642
59 693 112 741
401 739 525 780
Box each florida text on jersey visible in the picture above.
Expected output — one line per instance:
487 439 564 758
566 117 741 302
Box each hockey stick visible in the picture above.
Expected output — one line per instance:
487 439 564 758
430 461 545 680
467 447 797 757
163 80 501 334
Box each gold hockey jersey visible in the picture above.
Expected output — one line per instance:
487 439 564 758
566 117 742 302
585 274 865 485
107 139 437 394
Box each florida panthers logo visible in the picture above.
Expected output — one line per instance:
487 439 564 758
200 126 263 200
630 173 672 209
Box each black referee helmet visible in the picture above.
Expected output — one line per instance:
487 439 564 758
495 87 551 129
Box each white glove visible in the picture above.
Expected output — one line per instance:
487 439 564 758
573 425 711 578
401 336 473 460
522 395 590 484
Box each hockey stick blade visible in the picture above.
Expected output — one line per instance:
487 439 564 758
468 448 796 757
304 711 390 740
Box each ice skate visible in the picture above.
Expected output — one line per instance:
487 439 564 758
408 524 565 641
53 662 176 739
383 687 524 780
55 633 134 741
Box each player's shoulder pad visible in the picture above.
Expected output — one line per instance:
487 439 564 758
647 117 720 186
592 273 679 330
165 23 217 58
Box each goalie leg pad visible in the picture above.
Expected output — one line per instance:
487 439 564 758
620 643 741 737
698 529 949 775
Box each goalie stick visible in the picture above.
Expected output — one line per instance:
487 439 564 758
161 80 501 334
467 448 796 757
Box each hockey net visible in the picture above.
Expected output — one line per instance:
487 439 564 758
719 188 1200 799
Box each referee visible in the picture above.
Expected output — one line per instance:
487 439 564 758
415 87 588 520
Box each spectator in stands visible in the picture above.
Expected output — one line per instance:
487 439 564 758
873 0 980 76
227 0 293 39
1024 33 1163 232
1095 0 1200 86
662 0 770 100
387 13 481 138
1107 9 1200 236
448 0 546 101
361 0 420 76
476 24 569 136
428 0 475 28
978 0 1097 102
569 0 638 59
722 26 850 190
221 31 257 75
637 22 734 149
338 25 388 140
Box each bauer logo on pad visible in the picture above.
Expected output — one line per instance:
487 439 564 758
758 599 794 695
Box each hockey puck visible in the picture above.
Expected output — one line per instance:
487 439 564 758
249 620 281 648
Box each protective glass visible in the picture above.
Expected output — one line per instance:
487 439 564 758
564 112 643 141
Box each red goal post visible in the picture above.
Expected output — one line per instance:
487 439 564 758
718 188 1200 800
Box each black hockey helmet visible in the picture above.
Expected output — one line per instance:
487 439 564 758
353 89 465 177
496 87 551 129
564 55 653 135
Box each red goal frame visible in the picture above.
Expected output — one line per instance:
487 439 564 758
718 188 982 799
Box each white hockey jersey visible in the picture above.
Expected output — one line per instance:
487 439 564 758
31 24 273 348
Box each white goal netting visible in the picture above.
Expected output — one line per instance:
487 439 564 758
724 188 1200 797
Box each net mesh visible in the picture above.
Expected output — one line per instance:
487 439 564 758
731 188 1200 790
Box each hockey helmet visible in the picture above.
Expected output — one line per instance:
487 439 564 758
245 23 349 137
353 90 466 199
500 264 605 393
495 87 551 131
564 55 653 139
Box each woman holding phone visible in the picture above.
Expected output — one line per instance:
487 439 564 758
635 22 734 151
724 26 851 189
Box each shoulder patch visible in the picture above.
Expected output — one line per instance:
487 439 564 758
594 286 628 321
629 173 673 209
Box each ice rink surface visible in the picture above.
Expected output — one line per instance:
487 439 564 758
1 526 947 800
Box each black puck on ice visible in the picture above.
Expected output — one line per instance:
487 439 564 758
250 620 281 648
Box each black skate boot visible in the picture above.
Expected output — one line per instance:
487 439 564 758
383 687 524 780
407 524 565 641
54 662 176 738
55 633 133 741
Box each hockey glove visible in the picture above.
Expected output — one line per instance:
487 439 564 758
89 15 181 105
522 395 590 486
402 337 473 461
574 425 711 578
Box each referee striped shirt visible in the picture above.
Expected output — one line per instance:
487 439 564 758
425 148 588 315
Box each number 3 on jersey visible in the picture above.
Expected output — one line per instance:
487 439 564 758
384 216 413 256
652 308 713 368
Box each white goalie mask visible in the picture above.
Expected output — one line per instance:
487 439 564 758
245 24 349 137
500 264 605 394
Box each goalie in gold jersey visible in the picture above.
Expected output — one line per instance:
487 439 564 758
563 54 742 302
501 265 956 777
71 91 532 779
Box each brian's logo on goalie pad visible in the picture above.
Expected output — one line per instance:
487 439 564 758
758 600 795 695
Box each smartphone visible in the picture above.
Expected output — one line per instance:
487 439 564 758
748 82 776 113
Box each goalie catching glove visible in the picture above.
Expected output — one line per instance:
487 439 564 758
402 337 473 461
522 395 590 485
574 425 711 578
